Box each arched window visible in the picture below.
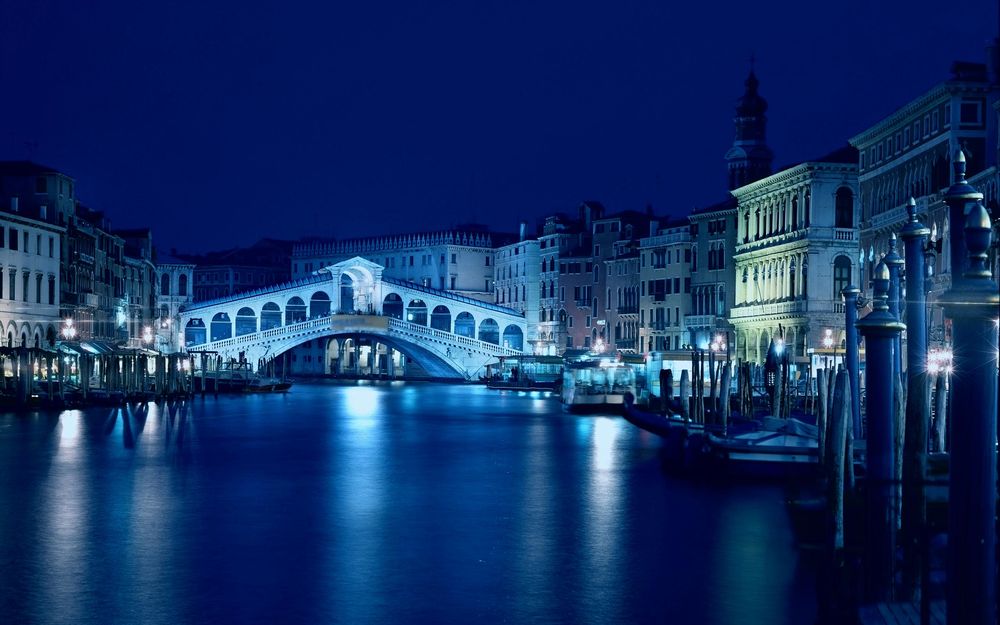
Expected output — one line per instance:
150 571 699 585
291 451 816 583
835 188 854 228
833 256 851 299
178 274 188 296
160 274 170 296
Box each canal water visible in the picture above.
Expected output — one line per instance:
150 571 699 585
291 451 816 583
0 383 815 625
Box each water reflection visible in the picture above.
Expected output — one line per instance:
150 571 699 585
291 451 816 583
0 384 814 625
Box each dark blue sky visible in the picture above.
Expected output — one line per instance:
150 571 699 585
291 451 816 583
1 1 996 252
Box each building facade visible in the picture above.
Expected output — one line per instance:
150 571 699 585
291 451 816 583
638 220 691 353
687 199 738 350
181 239 292 303
155 256 195 353
730 148 860 366
536 215 577 355
493 235 537 351
0 162 138 344
849 59 999 349
0 211 62 347
292 230 500 297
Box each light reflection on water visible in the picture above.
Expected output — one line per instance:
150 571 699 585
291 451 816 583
0 383 815 625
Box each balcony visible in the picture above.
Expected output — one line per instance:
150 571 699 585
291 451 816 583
80 293 99 308
617 305 638 315
834 228 855 241
730 299 805 319
574 298 590 307
684 314 717 328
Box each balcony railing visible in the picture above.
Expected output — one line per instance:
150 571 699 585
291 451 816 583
684 314 717 328
730 299 804 319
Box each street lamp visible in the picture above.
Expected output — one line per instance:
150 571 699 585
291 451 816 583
160 317 174 352
710 333 726 353
61 318 77 341
822 328 833 370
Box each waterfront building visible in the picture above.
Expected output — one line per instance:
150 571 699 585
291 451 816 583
0 210 62 347
730 146 860 366
74 205 127 342
536 214 577 355
154 255 195 353
554 202 602 351
117 229 158 349
687 198 737 351
638 220 691 353
493 229 538 351
848 56 999 348
605 239 641 353
178 239 292 303
589 208 656 352
0 162 143 344
291 229 500 297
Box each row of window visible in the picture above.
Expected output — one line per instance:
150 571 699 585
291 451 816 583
1 270 56 305
862 108 944 170
860 100 983 172
644 247 691 269
160 274 189 296
0 227 56 258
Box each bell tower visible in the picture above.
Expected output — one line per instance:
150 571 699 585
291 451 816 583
725 62 774 190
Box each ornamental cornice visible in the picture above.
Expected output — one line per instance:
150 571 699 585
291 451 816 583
848 80 998 147
732 162 857 201
688 205 737 221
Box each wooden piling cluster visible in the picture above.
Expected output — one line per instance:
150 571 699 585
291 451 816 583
0 347 194 409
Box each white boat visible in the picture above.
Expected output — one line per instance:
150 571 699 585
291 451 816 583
245 376 293 393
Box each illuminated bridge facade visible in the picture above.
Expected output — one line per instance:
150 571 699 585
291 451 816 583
179 257 527 380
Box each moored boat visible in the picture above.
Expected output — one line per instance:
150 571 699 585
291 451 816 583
245 376 293 393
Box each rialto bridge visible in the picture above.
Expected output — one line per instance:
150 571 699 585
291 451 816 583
179 257 526 380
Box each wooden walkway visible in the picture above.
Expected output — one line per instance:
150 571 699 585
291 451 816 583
859 600 945 624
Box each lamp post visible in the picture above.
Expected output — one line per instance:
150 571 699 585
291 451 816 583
823 328 833 371
161 317 174 353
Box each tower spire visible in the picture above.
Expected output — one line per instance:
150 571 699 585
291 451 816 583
724 62 774 190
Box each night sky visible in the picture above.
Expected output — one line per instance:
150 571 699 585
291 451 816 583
2 1 996 252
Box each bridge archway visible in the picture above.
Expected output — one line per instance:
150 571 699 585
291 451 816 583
185 319 206 346
430 305 451 332
502 324 523 351
236 307 257 336
479 318 499 345
407 299 428 325
454 312 475 338
310 291 331 318
210 313 232 342
261 302 282 330
339 275 354 313
286 297 306 325
383 293 403 319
